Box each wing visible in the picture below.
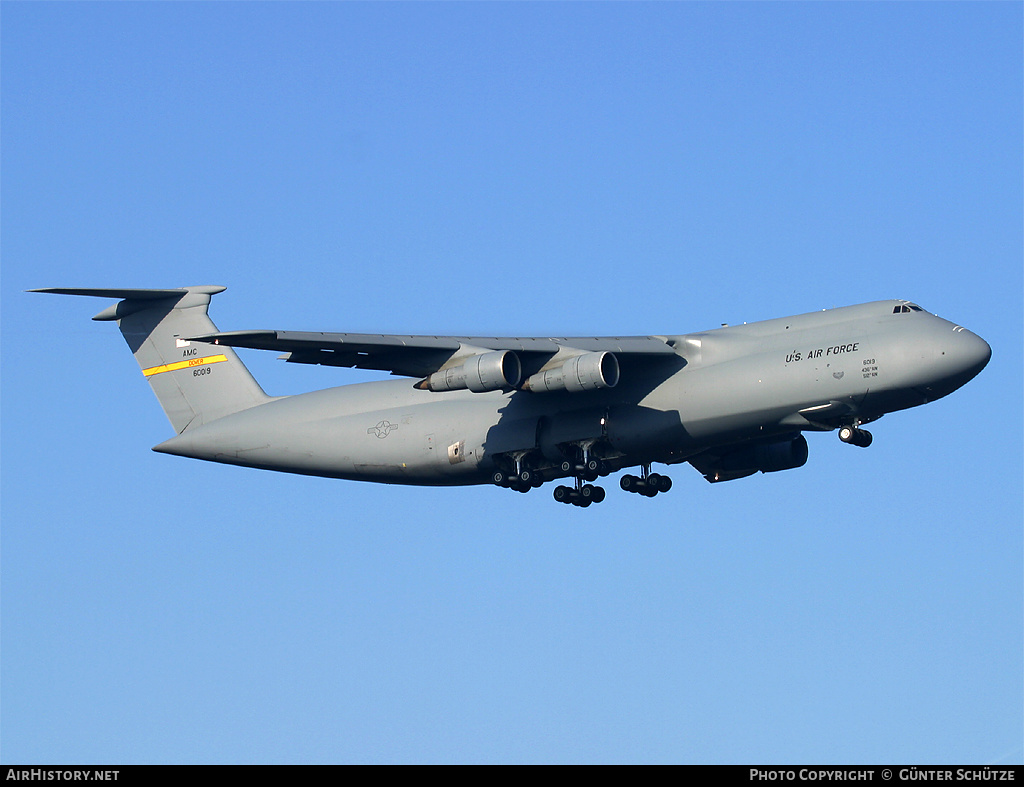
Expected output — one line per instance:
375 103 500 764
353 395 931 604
189 329 680 393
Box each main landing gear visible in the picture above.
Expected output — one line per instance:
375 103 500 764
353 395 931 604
553 481 606 507
838 425 873 448
491 453 544 493
492 444 673 507
553 443 610 507
619 464 673 497
492 469 541 492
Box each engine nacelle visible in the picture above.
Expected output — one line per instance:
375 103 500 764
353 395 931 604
420 351 521 393
716 435 809 474
523 352 620 393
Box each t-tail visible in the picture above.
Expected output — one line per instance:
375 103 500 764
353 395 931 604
30 286 270 433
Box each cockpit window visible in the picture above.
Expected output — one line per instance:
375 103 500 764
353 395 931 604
893 302 924 314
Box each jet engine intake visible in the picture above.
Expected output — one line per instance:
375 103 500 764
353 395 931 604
420 351 521 393
523 352 620 393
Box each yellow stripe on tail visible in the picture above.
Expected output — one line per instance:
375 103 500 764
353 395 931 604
142 354 229 377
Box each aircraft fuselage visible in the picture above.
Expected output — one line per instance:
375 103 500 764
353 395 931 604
152 300 990 488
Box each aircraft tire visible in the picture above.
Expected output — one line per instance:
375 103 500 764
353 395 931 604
838 426 855 444
656 475 672 493
620 474 637 492
553 485 572 503
592 486 606 504
493 470 509 487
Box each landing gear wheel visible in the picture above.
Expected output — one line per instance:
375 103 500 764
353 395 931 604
839 426 873 447
591 486 606 504
553 485 572 503
519 468 534 485
655 475 672 493
493 470 509 487
620 474 638 492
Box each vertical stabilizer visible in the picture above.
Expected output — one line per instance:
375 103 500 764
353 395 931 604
31 286 270 433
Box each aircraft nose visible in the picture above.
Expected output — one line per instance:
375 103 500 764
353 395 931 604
950 327 991 379
927 325 991 400
909 322 990 402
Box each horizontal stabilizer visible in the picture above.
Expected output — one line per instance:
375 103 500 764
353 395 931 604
29 287 194 299
31 286 229 321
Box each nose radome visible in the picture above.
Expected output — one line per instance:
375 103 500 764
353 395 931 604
950 327 991 380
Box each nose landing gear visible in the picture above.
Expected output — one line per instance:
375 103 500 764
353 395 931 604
838 425 873 448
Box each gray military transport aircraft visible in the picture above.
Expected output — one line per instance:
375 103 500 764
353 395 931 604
32 287 990 507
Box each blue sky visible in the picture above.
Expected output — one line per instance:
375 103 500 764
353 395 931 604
2 2 1021 764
